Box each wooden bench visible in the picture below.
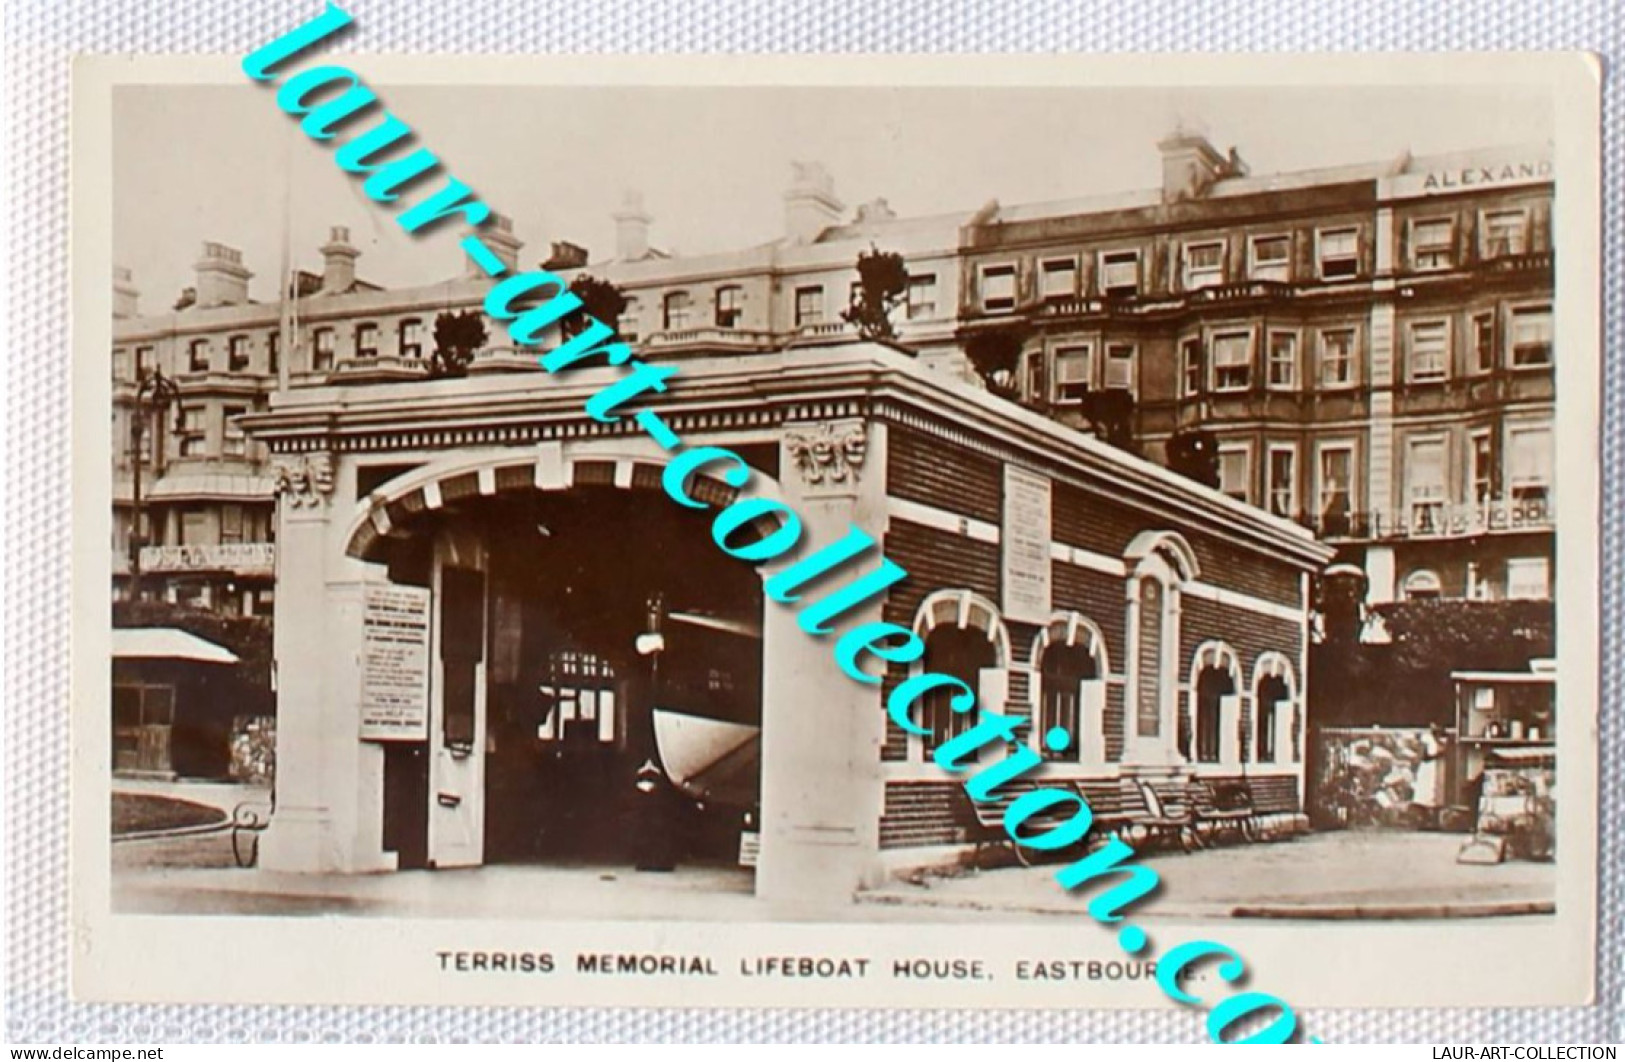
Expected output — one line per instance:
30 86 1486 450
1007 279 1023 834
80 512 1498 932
1247 776 1307 840
1187 779 1257 846
1072 778 1141 838
963 781 1084 867
962 775 1209 866
1128 779 1200 853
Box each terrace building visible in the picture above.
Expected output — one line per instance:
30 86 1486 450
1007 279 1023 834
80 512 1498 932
960 134 1555 606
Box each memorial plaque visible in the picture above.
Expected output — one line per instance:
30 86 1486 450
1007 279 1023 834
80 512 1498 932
1001 465 1052 625
359 584 432 741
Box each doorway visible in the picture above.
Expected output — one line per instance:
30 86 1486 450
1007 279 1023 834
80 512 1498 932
377 483 766 871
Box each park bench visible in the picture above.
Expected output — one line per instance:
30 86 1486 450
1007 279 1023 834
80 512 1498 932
1129 779 1200 853
1247 776 1308 840
1187 778 1257 846
962 775 1203 866
963 781 1083 867
1071 777 1143 839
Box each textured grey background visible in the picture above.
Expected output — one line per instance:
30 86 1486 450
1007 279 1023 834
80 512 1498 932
3 0 1619 1044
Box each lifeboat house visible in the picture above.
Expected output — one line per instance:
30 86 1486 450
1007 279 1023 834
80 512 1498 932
243 343 1332 904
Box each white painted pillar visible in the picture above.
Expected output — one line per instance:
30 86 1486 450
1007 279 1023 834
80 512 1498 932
755 419 888 908
260 452 395 874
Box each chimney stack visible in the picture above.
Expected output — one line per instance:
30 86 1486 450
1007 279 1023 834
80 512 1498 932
612 191 651 262
466 213 523 277
113 266 140 319
854 198 897 225
192 241 252 307
784 162 843 244
542 241 590 271
319 226 360 294
1157 131 1229 203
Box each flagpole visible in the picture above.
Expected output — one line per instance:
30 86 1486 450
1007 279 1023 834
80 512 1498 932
277 122 295 393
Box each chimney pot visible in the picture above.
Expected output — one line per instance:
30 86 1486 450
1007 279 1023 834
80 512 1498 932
319 226 361 294
1157 131 1230 203
192 241 252 307
465 211 523 276
543 241 590 271
612 191 652 262
113 266 140 318
784 161 844 244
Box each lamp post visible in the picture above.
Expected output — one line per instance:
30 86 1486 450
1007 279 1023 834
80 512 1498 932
128 353 182 603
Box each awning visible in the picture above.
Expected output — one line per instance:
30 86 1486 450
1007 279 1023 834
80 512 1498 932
112 628 239 665
1487 746 1556 768
145 473 276 501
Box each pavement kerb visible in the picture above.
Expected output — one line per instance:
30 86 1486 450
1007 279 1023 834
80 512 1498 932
111 820 231 844
854 890 1555 921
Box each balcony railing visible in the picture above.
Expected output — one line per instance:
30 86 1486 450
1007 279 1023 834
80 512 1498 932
1298 497 1554 542
793 321 856 341
1038 281 1297 320
1482 250 1554 275
138 542 276 575
1015 252 1551 323
1184 279 1296 304
643 326 780 351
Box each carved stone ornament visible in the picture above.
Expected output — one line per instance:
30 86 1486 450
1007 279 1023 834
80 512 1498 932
273 452 336 508
785 421 867 488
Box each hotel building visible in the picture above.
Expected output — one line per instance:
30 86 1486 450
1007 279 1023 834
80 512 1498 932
960 134 1555 605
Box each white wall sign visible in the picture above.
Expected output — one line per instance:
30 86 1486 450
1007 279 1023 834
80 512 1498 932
1384 157 1552 200
1002 466 1052 625
359 584 432 741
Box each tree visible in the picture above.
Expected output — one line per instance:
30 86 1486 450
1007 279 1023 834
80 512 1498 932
565 274 629 338
1078 389 1138 452
1166 427 1221 489
841 247 908 341
963 323 1031 401
1309 597 1554 728
429 310 488 379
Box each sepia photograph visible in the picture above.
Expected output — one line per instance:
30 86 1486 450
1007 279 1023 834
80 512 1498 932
70 53 1600 1011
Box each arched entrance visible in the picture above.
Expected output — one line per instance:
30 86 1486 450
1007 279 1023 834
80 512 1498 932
351 457 767 871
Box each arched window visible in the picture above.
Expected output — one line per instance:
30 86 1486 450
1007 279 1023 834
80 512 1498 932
663 290 693 331
1251 652 1298 766
1187 642 1242 766
920 625 997 757
908 589 1011 763
1031 613 1110 763
1403 569 1443 600
1193 667 1233 763
1039 642 1097 761
1255 675 1290 763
